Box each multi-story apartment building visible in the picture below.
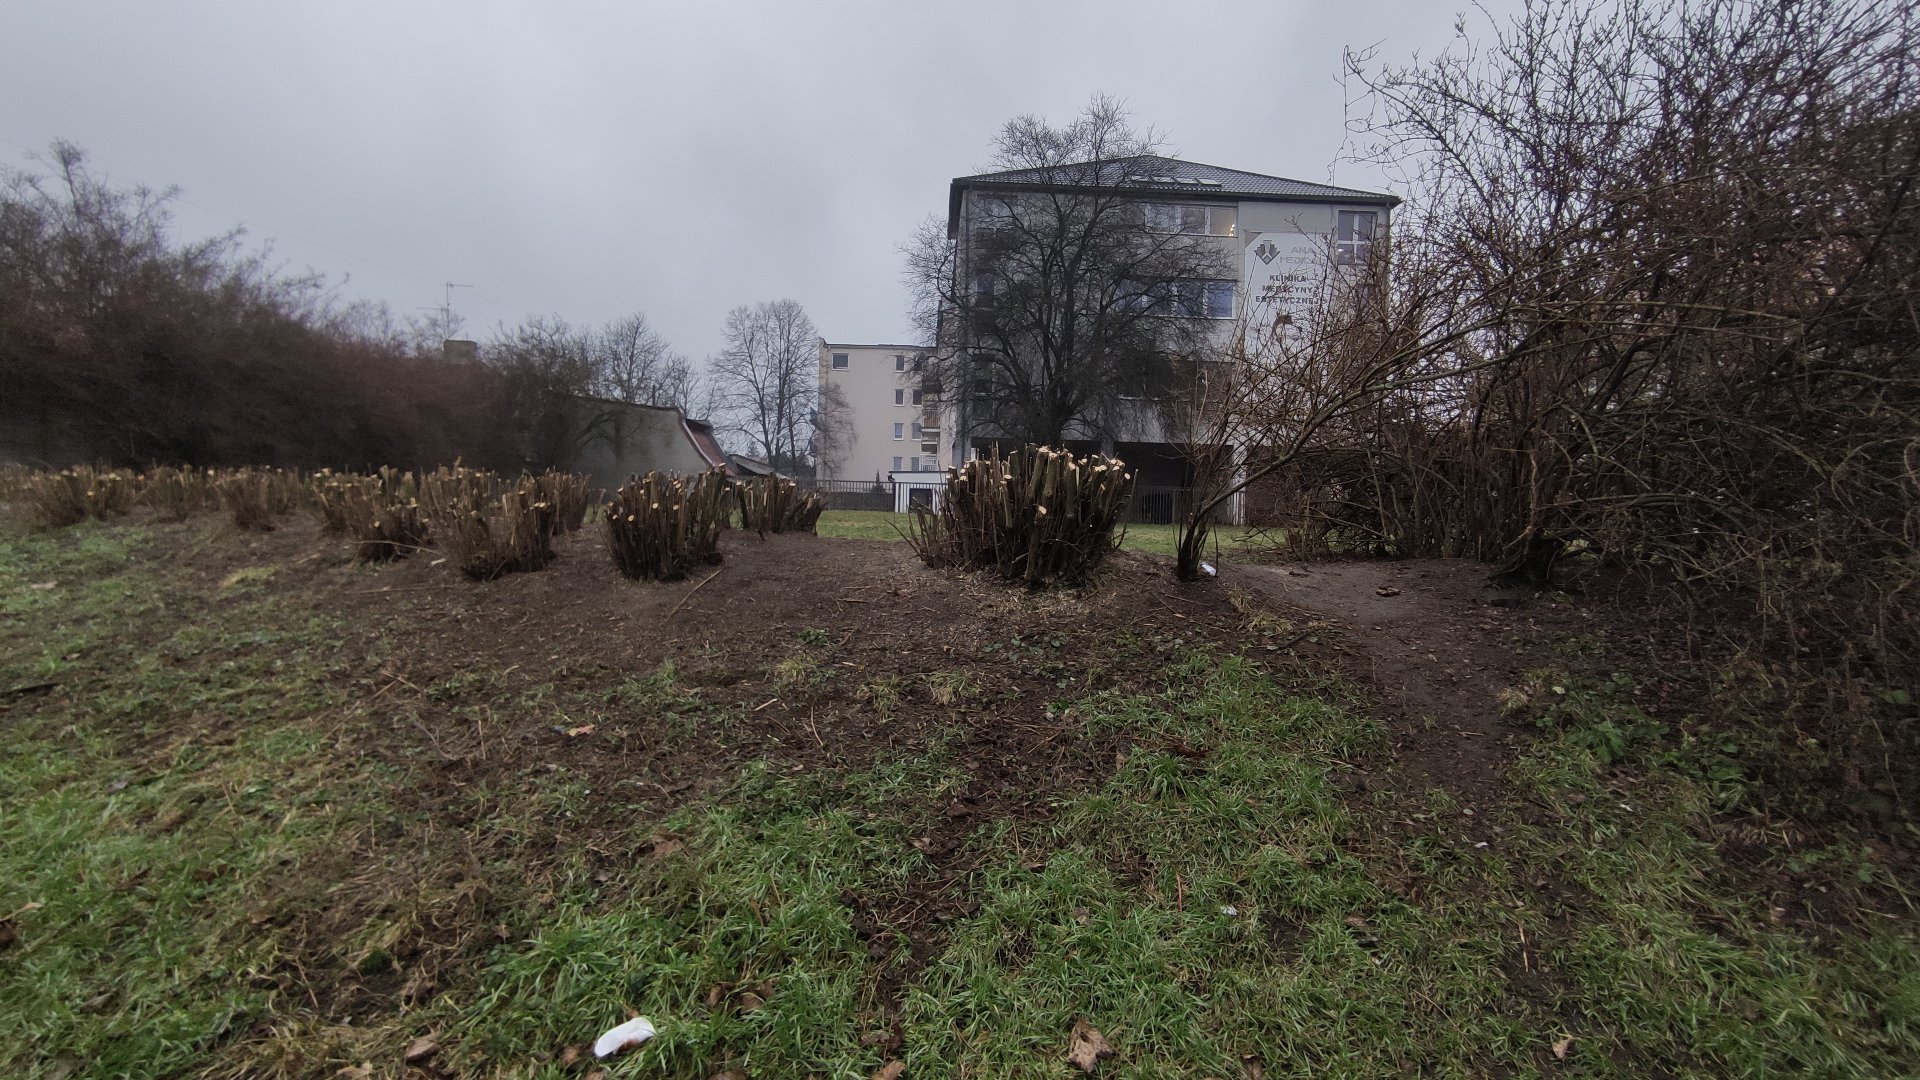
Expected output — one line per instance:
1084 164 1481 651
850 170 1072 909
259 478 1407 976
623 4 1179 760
937 156 1398 515
813 341 940 483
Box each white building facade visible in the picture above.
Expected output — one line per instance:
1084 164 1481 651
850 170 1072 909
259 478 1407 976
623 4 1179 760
814 341 941 484
938 157 1398 519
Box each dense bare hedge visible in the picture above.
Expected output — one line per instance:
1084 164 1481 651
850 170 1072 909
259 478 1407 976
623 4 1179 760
0 144 559 473
1215 0 1919 806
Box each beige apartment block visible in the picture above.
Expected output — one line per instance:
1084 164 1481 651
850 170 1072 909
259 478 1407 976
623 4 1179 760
814 341 942 484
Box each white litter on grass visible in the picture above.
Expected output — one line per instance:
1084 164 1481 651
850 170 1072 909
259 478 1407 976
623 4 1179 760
593 1016 657 1058
1199 562 1217 577
1220 904 1239 916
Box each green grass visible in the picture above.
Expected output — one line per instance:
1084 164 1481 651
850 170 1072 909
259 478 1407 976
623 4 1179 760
814 509 1257 557
3 520 1917 1077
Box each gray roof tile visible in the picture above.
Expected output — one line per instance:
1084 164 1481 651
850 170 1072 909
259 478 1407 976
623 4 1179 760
953 155 1396 203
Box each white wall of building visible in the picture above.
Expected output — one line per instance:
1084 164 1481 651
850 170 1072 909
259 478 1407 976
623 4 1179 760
816 341 942 483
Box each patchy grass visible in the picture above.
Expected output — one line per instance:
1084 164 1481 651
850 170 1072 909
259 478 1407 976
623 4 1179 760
815 509 1259 559
2 520 1916 1078
814 510 912 542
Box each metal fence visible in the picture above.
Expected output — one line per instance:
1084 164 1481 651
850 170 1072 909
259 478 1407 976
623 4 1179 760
796 478 898 512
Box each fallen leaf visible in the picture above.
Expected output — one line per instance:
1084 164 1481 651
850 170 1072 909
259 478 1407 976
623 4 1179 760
400 969 436 1004
403 1034 438 1062
566 724 596 737
1552 1034 1574 1060
1066 1018 1114 1074
872 1062 906 1080
0 921 15 952
29 581 56 591
333 1066 373 1080
1243 1055 1266 1079
1375 585 1401 596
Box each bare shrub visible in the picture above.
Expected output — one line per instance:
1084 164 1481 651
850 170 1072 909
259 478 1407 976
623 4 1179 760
734 477 827 535
341 492 430 562
909 446 1130 588
533 469 594 534
140 466 211 521
420 469 554 580
1187 0 1920 804
22 467 136 527
603 469 730 581
313 469 430 561
214 468 303 531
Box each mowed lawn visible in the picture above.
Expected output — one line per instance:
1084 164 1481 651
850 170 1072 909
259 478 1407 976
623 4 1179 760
2 517 1917 1078
817 509 1259 558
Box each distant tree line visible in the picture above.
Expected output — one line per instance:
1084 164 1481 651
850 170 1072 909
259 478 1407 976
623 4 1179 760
0 142 829 474
0 143 526 470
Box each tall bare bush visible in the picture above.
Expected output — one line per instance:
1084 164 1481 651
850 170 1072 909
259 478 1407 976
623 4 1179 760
1201 0 1920 803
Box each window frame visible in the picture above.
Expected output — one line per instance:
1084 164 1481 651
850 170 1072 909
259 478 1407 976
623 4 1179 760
1336 210 1378 265
1143 202 1236 237
893 422 905 440
830 352 849 369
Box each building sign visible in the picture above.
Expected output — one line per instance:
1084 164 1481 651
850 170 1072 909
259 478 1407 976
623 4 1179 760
1243 231 1326 340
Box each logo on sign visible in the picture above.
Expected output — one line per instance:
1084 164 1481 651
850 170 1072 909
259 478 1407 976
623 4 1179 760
1253 239 1279 265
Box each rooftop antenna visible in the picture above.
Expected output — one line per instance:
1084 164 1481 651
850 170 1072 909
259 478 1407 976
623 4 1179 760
442 282 473 340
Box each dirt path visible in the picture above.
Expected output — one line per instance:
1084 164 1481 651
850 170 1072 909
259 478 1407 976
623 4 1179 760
1227 558 1583 801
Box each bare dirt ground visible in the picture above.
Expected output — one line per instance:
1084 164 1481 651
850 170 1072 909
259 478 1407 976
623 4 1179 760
1226 558 1581 803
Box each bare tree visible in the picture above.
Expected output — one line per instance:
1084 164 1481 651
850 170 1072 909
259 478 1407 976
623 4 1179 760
905 95 1236 450
812 380 857 478
591 311 697 411
709 299 819 471
484 315 598 468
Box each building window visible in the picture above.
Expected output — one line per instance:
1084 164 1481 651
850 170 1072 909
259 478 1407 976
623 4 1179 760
892 456 903 471
1145 203 1235 236
910 456 921 470
1205 280 1236 319
895 388 905 405
1130 280 1236 318
1336 211 1377 265
894 354 907 371
977 196 1017 230
893 423 904 440
831 352 848 369
973 272 995 307
910 388 923 406
911 422 924 440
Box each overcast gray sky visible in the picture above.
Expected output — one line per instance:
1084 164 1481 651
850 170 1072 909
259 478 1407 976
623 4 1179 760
2 0 1512 363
